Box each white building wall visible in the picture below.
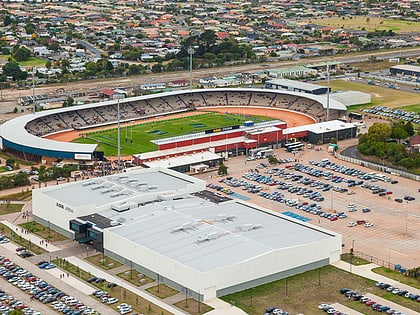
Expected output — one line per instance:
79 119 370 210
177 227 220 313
104 227 341 300
32 189 96 231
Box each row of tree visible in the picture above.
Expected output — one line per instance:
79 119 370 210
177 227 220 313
358 122 419 169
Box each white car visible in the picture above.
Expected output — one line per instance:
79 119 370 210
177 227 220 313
106 297 118 304
318 303 330 310
365 222 374 227
348 221 357 227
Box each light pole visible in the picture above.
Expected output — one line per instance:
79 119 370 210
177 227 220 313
188 47 194 90
326 63 330 121
32 66 37 113
405 201 408 237
86 246 89 258
117 98 121 169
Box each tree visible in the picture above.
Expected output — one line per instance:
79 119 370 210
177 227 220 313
200 30 217 48
25 22 35 35
12 46 31 62
3 15 12 26
2 61 27 81
366 122 391 143
391 127 408 143
218 163 228 175
62 96 74 107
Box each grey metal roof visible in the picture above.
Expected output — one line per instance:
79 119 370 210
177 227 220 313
43 169 195 208
102 198 335 272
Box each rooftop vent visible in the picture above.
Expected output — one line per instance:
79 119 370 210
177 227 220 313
111 202 130 212
215 214 236 222
238 224 263 232
171 221 194 233
110 221 119 226
197 232 219 243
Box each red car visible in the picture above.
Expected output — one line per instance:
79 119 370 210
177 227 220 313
330 216 339 221
365 300 376 306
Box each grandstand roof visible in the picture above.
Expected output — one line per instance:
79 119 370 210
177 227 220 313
0 111 97 157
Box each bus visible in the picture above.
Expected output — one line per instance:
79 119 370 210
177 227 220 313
249 146 270 157
284 142 304 152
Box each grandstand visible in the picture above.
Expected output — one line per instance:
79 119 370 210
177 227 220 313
0 88 347 163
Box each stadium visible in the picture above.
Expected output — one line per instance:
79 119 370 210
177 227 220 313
0 88 350 167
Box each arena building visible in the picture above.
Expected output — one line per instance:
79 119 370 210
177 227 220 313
32 167 342 301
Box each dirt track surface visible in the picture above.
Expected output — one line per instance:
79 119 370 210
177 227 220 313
44 107 315 144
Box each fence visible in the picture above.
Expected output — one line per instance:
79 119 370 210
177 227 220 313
352 250 398 271
335 152 420 182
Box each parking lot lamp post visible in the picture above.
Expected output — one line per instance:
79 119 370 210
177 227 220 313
86 246 89 258
405 202 408 237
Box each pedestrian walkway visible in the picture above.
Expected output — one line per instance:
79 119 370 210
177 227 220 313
1 220 60 252
332 261 420 295
204 298 248 315
66 256 188 315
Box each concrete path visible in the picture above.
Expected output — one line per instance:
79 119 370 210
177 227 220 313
204 297 248 315
330 303 364 315
1 220 61 252
332 260 420 295
66 256 189 315
364 293 419 315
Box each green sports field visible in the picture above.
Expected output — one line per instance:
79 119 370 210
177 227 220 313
72 112 272 156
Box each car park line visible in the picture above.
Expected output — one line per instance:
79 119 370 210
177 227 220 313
363 293 419 315
329 303 364 315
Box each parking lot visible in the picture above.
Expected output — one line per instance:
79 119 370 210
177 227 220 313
195 139 420 269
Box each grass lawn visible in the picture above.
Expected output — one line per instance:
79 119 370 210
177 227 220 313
54 258 174 315
304 16 420 33
146 284 179 299
0 190 32 202
0 223 46 255
0 203 24 215
372 267 420 290
20 221 68 242
221 265 420 315
72 112 272 156
86 253 123 270
117 269 154 287
174 298 213 315
341 253 372 266
326 79 420 111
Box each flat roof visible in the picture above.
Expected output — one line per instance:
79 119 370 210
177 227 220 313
142 151 222 169
266 78 326 91
390 64 420 72
284 120 356 135
43 168 197 208
134 137 257 160
101 197 335 272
